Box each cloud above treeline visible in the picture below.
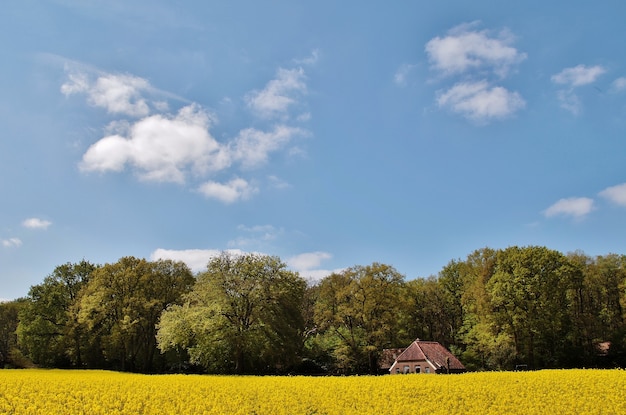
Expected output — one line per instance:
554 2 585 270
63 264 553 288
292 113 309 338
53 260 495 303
425 22 527 124
151 247 340 282
62 54 315 203
544 182 626 220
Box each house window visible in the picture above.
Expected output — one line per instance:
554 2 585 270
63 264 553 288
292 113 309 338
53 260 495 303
403 365 410 374
425 367 430 374
396 368 400 374
415 366 421 373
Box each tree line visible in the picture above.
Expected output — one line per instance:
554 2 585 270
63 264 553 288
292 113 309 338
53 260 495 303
1 246 625 374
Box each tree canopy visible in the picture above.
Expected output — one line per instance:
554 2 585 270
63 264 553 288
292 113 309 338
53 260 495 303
157 252 306 374
6 246 626 373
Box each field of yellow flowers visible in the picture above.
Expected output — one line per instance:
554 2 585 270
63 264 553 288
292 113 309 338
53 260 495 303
1 369 624 414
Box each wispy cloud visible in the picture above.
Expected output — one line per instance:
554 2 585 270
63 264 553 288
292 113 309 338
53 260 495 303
197 178 258 204
228 224 283 248
551 65 606 87
293 49 320 66
2 238 22 248
543 197 595 219
67 57 313 203
62 72 152 117
394 63 416 87
610 77 626 93
22 218 52 230
232 125 307 169
599 183 626 207
551 64 606 115
245 67 307 120
425 22 526 124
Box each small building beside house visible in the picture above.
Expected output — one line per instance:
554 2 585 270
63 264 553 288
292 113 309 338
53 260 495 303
382 339 466 374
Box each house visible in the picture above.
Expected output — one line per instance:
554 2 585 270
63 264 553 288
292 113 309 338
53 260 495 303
383 339 466 374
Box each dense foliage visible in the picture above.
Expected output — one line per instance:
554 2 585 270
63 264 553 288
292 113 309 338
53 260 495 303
1 246 625 373
2 369 625 414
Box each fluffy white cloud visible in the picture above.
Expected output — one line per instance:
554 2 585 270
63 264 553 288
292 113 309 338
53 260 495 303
197 178 258 203
68 59 311 203
287 251 332 271
22 218 52 229
62 72 152 117
245 67 306 119
599 183 626 207
437 81 525 122
544 197 595 219
425 23 526 78
80 105 229 183
150 248 247 273
551 65 606 87
425 23 525 124
2 238 22 248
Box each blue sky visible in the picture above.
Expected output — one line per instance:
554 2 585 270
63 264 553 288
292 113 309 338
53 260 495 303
2 1 626 301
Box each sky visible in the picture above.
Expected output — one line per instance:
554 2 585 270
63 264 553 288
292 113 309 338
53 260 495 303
2 1 626 301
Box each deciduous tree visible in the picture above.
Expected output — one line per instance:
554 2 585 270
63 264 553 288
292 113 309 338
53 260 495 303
157 253 306 374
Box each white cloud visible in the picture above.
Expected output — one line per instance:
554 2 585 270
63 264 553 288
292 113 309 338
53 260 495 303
150 248 247 273
551 65 605 115
424 23 525 124
294 49 320 65
610 77 626 93
551 65 606 87
599 183 626 207
232 125 305 168
437 81 525 122
245 67 307 119
286 251 344 283
543 197 595 219
68 58 311 203
197 178 258 203
425 23 526 78
287 251 332 270
2 238 22 248
22 218 52 229
152 246 340 282
62 72 152 117
80 104 229 183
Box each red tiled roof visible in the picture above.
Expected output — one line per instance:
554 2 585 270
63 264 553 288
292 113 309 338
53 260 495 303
394 340 465 371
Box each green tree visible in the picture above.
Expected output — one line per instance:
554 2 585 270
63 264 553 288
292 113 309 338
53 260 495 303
17 260 96 367
0 299 28 367
157 253 306 374
78 257 193 372
313 263 405 374
487 246 578 369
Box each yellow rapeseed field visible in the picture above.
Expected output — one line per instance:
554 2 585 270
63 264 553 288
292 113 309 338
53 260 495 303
0 369 624 414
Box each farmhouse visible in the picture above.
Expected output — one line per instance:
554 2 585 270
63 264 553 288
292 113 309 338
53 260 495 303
382 339 466 374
